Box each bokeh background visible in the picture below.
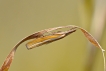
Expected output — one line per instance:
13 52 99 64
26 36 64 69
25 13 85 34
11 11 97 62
0 0 106 71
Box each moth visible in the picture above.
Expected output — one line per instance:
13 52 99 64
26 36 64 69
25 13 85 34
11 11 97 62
26 27 76 49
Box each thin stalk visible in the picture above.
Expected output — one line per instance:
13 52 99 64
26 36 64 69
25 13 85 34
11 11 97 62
84 0 106 71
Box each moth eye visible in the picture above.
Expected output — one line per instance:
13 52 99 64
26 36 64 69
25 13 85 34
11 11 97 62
26 34 63 49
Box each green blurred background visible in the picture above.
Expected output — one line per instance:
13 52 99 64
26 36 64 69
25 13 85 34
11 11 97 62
0 0 106 71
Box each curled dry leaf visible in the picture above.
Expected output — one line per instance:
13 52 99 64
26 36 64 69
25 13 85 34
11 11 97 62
0 25 105 71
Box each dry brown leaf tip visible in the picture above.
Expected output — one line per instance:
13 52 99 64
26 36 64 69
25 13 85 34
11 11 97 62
0 50 15 71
